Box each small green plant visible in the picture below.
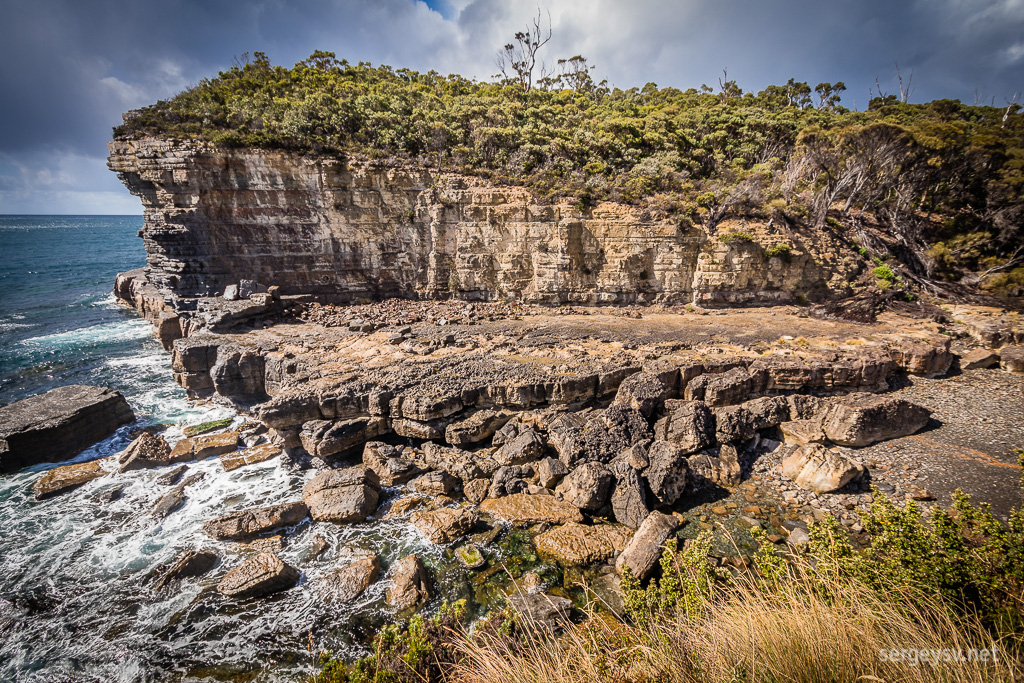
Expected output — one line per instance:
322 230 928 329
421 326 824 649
825 216 843 229
310 601 468 683
719 231 754 245
621 533 725 625
764 243 792 259
183 418 233 437
447 271 460 294
873 264 895 282
858 246 869 257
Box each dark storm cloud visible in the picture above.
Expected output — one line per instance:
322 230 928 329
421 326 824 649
0 0 1021 213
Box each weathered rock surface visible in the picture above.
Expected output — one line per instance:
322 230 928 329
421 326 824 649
537 457 568 489
1001 346 1024 374
33 459 107 499
609 462 649 529
615 512 680 579
153 549 218 591
643 441 689 506
202 501 309 541
445 410 511 447
555 462 614 513
0 385 134 473
535 522 632 565
820 395 931 447
322 556 381 602
780 444 867 493
411 507 478 544
302 466 381 523
300 418 388 458
409 470 460 497
108 139 855 306
960 348 1000 370
653 400 715 453
363 442 428 486
118 433 177 471
217 552 300 599
386 554 430 611
507 591 573 631
480 493 584 525
221 443 281 471
493 426 545 466
168 431 239 463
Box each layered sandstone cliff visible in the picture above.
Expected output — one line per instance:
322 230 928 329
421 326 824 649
107 138 861 307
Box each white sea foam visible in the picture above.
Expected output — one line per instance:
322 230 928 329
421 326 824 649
22 319 151 348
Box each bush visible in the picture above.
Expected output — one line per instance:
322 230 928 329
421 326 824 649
718 231 754 245
764 243 792 259
873 264 895 282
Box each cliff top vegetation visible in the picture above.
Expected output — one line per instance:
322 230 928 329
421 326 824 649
114 50 1024 295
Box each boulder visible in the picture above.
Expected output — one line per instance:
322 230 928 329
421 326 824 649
302 466 381 523
615 512 680 579
216 552 300 599
392 418 447 440
493 426 545 466
480 493 584 525
889 336 952 376
33 459 106 499
118 433 178 471
386 554 430 611
202 501 309 541
1001 346 1024 374
960 348 1000 370
155 464 188 485
712 405 755 443
555 462 613 513
507 591 573 631
221 443 281 471
698 367 754 406
820 394 931 447
363 442 428 486
688 443 740 487
168 431 240 463
0 385 135 473
409 470 460 497
411 507 478 544
779 419 827 445
422 442 497 483
579 406 652 463
445 410 511 447
463 478 490 504
652 400 715 454
535 522 632 565
153 549 218 591
151 472 205 519
537 457 568 489
300 417 389 458
321 556 381 602
612 371 675 417
612 443 650 470
643 441 689 506
780 443 867 493
488 465 531 498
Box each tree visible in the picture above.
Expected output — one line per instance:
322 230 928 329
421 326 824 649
815 81 846 111
496 9 552 93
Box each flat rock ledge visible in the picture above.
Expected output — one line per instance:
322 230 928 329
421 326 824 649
33 459 108 499
0 385 134 473
480 494 584 525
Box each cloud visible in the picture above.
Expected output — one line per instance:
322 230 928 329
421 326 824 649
1 0 1023 213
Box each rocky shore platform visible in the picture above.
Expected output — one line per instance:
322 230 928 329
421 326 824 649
38 270 1021 634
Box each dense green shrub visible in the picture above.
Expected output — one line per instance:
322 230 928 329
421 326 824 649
764 243 792 258
718 231 755 244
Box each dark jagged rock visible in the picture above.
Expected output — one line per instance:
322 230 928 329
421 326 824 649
643 441 689 506
118 432 177 471
153 549 218 591
609 461 649 529
653 400 715 454
363 442 428 486
0 385 134 473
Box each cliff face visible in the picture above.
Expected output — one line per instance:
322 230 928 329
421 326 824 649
108 138 860 306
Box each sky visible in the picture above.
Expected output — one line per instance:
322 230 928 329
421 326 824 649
0 0 1022 214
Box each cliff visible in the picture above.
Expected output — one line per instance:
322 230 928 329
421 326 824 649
107 138 861 309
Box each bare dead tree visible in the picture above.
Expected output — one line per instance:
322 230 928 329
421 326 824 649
895 62 915 103
973 87 986 107
1003 92 1021 127
496 9 552 93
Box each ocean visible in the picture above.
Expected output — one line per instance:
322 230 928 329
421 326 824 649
0 216 454 682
